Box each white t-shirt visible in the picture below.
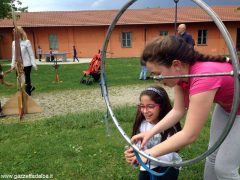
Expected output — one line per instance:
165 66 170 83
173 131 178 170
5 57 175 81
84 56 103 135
11 40 37 68
139 120 182 171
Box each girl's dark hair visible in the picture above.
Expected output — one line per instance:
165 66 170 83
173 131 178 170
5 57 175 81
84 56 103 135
141 35 230 67
132 86 181 142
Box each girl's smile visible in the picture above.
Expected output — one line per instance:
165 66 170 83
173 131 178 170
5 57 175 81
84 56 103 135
140 95 161 124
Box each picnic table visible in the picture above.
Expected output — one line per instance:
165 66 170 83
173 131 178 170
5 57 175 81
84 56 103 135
43 52 67 62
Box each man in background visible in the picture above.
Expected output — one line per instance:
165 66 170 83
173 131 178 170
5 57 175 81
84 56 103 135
73 45 79 62
177 24 195 47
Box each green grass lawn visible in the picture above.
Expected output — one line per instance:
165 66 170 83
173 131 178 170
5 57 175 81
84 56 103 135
0 106 209 180
0 58 210 179
0 58 151 96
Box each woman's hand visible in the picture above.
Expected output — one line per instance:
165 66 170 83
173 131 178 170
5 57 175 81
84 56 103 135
124 146 138 166
131 131 152 149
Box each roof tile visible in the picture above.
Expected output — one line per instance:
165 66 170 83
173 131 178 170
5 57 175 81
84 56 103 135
0 6 239 27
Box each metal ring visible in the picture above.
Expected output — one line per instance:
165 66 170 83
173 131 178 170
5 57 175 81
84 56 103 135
100 0 240 167
152 71 239 80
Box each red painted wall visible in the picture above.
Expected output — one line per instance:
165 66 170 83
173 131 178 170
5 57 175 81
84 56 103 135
0 21 239 60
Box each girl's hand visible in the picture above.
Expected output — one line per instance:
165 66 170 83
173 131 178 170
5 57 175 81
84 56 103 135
124 147 138 166
141 149 151 164
131 131 152 149
136 149 151 165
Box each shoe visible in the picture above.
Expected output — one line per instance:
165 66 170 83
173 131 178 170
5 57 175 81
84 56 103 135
30 86 35 93
0 112 6 118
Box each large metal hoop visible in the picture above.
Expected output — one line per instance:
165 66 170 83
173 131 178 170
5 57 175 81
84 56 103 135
100 0 240 167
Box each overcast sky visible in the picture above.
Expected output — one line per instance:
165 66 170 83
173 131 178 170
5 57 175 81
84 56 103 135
19 0 239 12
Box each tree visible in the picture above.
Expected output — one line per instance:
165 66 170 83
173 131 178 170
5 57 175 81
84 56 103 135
0 0 28 19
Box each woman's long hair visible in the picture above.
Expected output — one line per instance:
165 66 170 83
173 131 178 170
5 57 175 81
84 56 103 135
132 86 181 142
14 26 28 41
141 35 234 67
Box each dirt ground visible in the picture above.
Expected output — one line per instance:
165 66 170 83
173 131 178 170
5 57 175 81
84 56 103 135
1 84 174 121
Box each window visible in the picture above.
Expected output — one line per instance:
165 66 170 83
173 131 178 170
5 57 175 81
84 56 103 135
121 32 132 48
160 31 168 36
49 34 58 49
197 30 208 45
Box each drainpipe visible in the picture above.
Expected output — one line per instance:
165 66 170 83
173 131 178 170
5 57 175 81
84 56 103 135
174 0 179 35
144 27 147 45
0 34 3 59
31 28 37 59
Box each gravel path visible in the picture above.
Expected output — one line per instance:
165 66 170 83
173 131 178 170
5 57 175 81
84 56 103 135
1 84 173 121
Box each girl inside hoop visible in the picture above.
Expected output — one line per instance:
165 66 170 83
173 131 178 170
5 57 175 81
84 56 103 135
130 36 240 180
124 86 182 180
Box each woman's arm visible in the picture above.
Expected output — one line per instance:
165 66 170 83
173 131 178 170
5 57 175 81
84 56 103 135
11 41 16 69
26 40 37 69
146 89 217 158
132 85 186 147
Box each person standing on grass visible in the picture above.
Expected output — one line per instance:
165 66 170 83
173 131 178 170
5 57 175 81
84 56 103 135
0 64 6 117
37 45 42 62
11 26 37 96
73 45 79 62
139 60 147 80
50 48 55 62
130 35 240 180
124 86 182 180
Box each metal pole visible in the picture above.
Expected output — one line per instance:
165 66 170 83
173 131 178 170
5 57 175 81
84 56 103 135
174 0 179 35
152 71 240 80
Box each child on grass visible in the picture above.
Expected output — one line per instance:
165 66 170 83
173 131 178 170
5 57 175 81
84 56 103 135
124 86 182 180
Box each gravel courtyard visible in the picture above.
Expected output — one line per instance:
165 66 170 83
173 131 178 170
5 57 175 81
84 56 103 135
1 84 174 121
